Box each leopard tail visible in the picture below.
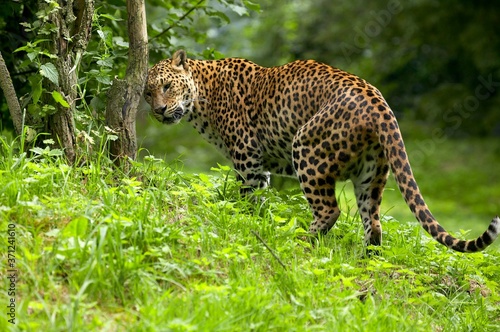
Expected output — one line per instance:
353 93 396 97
374 108 499 252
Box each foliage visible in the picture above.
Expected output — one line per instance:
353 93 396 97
0 0 259 139
146 0 259 62
1 140 499 331
13 1 67 121
0 0 38 131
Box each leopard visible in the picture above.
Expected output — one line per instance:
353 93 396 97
144 49 499 253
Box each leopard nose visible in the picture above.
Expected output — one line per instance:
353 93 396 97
154 106 167 115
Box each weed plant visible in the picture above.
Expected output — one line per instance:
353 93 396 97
0 136 499 331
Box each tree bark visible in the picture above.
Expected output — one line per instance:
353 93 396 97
0 51 23 136
105 0 148 168
42 0 94 164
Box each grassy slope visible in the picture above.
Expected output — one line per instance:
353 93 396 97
1 135 500 331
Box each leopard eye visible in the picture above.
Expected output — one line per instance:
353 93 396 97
163 83 171 93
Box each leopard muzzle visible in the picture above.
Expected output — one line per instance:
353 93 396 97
154 105 185 124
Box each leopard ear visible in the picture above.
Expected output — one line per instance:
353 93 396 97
171 50 189 71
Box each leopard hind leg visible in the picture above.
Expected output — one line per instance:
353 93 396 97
292 139 341 235
351 144 390 247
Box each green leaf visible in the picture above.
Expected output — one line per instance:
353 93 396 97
51 91 70 108
100 13 123 21
14 45 31 53
19 22 31 29
113 37 129 48
96 27 113 47
242 0 260 12
95 73 112 85
39 51 58 59
227 4 248 16
28 75 43 104
48 149 63 156
208 10 230 23
41 104 57 116
30 147 45 155
97 58 113 68
62 216 89 239
40 63 59 86
43 139 55 145
27 51 39 62
32 39 51 46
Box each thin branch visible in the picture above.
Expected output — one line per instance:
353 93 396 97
149 0 205 42
0 51 23 135
252 230 287 270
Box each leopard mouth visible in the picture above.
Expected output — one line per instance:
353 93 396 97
165 106 184 124
155 106 185 124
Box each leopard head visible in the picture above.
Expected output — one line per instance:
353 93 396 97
144 50 197 124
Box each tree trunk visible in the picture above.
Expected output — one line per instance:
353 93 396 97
0 51 23 136
105 0 148 168
42 0 94 164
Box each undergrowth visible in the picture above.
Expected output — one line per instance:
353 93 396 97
0 137 499 331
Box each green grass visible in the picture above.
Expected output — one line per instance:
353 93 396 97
1 135 500 331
